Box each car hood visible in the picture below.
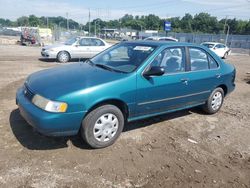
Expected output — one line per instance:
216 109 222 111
26 62 128 99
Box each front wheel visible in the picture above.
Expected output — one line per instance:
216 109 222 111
202 88 224 114
57 51 70 63
81 105 124 149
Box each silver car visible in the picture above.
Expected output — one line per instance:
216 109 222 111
41 37 111 63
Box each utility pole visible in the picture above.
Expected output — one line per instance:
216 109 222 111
225 24 230 45
223 16 229 45
66 12 69 31
95 21 97 37
88 9 91 36
223 16 228 35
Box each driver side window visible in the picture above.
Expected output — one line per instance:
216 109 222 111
150 47 185 74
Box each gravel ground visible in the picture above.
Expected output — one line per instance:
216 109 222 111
0 44 250 188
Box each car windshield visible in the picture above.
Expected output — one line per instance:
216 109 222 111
64 37 78 45
90 43 157 73
202 43 214 48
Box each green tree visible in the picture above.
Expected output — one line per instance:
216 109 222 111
28 15 40 27
17 16 29 26
193 13 221 33
144 14 161 30
181 13 193 32
243 20 250 35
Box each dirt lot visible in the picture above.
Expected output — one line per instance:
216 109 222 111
0 44 250 188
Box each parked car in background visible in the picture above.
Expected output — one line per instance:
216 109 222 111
41 37 111 63
201 42 231 59
144 36 178 42
17 41 235 148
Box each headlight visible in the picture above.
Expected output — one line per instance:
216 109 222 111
46 49 55 52
32 94 68 113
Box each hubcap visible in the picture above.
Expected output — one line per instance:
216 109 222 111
59 53 68 62
93 113 119 142
211 91 222 111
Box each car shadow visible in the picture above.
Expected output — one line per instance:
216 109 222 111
124 109 195 132
38 58 88 63
10 107 201 150
9 109 92 150
38 58 56 63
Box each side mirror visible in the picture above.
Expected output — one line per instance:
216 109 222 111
74 44 79 47
143 66 165 77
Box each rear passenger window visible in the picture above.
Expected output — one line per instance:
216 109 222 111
209 56 219 69
189 48 209 71
92 39 105 46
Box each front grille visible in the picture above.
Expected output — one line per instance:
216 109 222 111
24 84 34 101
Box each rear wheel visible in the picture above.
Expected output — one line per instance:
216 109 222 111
202 88 224 114
57 51 70 63
81 105 124 149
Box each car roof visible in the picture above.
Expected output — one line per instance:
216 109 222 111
123 40 202 48
202 42 223 45
79 36 103 40
145 36 177 40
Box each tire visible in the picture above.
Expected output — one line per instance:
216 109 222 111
202 88 224 114
223 52 228 59
57 51 70 63
81 105 124 149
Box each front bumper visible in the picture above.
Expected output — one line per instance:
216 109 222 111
16 87 86 136
41 50 57 59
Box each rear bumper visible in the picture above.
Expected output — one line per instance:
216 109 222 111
16 87 86 136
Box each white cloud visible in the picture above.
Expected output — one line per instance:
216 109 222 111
0 0 132 23
0 0 149 24
182 0 248 6
0 0 249 23
181 0 250 19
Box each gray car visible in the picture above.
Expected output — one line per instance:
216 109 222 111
41 37 111 63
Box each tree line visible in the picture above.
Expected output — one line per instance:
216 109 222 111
0 13 250 35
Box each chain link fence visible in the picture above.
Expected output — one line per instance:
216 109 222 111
162 32 250 55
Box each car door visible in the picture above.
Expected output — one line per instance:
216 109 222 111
74 38 93 58
90 38 108 57
136 47 194 116
184 47 221 103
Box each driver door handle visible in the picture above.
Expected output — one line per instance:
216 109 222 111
215 74 221 78
181 78 189 85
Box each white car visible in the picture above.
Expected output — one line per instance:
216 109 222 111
201 42 231 59
144 36 178 42
41 37 111 63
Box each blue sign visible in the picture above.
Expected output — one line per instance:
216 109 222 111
164 21 171 31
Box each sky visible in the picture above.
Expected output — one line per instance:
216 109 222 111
0 0 249 23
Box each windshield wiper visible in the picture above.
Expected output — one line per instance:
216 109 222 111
95 64 114 71
85 59 95 66
85 60 126 73
95 64 126 73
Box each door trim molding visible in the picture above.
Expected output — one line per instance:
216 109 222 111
138 90 211 106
